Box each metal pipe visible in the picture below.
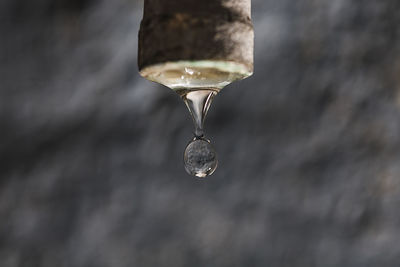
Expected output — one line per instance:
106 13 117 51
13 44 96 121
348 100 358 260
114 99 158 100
138 0 254 74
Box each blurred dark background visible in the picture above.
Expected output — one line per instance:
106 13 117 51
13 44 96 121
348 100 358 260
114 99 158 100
1 0 400 266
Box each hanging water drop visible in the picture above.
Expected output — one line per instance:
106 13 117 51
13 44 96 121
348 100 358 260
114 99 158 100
184 136 218 178
180 89 218 178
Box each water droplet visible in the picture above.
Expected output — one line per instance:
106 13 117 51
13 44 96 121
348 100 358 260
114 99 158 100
179 89 219 177
184 67 194 75
184 137 218 178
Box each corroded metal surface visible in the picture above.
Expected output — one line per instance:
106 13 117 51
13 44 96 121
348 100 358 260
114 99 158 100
138 0 254 72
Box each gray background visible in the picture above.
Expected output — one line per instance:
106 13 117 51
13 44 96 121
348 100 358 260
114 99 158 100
1 0 400 266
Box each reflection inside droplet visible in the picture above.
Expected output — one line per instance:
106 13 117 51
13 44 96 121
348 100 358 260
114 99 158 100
184 137 218 178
